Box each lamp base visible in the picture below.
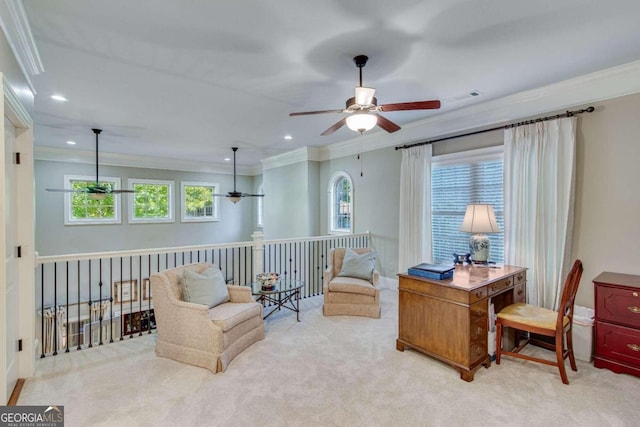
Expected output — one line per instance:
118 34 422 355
469 234 490 263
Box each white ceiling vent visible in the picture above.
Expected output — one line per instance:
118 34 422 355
444 90 483 104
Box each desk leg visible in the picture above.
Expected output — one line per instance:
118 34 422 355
460 370 475 382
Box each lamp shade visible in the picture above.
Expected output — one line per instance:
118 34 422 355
346 113 377 134
460 204 500 233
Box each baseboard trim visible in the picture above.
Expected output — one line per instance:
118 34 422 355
7 378 25 405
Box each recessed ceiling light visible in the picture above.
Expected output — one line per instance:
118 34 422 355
51 94 69 102
224 157 231 162
66 140 76 145
284 135 293 140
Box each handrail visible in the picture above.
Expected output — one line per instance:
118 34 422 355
35 231 372 265
36 241 254 264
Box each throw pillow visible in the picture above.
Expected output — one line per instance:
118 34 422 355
182 267 230 308
338 248 377 282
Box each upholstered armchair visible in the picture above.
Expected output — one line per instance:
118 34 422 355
150 263 264 373
323 248 381 318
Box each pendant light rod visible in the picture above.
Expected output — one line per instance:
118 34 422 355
92 128 102 184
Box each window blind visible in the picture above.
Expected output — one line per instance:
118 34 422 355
431 159 504 264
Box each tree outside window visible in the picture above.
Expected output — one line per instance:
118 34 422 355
128 179 174 223
181 181 219 222
64 175 121 225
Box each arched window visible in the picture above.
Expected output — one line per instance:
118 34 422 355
328 171 353 233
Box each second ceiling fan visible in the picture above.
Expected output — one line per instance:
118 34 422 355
215 147 264 203
290 55 441 136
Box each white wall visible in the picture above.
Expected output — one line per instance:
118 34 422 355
263 161 320 239
571 93 640 307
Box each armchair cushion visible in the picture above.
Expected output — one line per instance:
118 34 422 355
209 302 262 332
182 267 230 308
338 248 377 282
327 277 377 297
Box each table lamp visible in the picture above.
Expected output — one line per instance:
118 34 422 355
459 204 500 263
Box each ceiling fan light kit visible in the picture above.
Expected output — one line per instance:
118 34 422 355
346 113 377 134
290 54 441 136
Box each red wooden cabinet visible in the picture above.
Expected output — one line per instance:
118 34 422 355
594 272 640 377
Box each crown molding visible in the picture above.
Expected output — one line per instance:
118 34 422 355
2 74 32 127
34 146 261 176
0 0 43 94
318 60 640 161
261 146 322 170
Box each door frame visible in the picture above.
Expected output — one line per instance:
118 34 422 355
1 74 35 403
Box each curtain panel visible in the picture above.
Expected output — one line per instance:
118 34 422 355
398 145 433 273
503 117 577 309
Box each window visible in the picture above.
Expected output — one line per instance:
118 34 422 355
128 179 174 223
181 181 220 222
257 184 264 228
328 171 353 233
431 147 504 263
64 175 121 225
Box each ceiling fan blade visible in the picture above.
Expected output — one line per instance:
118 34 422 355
290 109 344 116
373 114 401 133
379 100 441 112
110 189 135 194
321 118 347 136
355 87 375 105
241 193 265 197
45 188 83 193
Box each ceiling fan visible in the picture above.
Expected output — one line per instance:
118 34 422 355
215 147 264 203
290 55 441 135
45 128 135 200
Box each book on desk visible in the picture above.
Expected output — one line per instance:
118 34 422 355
407 263 454 280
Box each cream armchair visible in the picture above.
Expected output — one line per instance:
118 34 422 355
323 248 381 318
150 263 264 373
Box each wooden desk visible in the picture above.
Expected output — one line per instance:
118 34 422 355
397 265 526 382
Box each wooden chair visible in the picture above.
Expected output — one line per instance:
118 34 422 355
496 259 583 384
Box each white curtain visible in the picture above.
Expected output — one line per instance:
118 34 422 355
504 117 577 309
398 145 432 273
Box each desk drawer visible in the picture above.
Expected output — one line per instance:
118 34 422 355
513 283 526 303
488 277 513 296
596 285 640 328
514 271 526 286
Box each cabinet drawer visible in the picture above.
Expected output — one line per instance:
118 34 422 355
488 277 513 296
596 285 640 329
596 321 640 367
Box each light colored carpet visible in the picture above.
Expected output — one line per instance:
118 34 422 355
19 282 640 427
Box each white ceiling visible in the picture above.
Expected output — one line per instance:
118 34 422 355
21 0 640 168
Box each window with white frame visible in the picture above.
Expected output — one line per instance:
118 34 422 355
64 175 122 225
431 146 504 264
257 184 264 228
128 178 174 223
328 171 353 233
181 181 220 222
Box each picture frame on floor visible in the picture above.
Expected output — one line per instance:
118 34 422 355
113 280 138 305
142 278 152 301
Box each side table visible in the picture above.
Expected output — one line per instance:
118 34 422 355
248 279 304 321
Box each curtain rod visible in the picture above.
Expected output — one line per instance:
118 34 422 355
394 106 595 151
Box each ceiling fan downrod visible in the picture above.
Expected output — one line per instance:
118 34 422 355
92 128 102 184
353 55 368 87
